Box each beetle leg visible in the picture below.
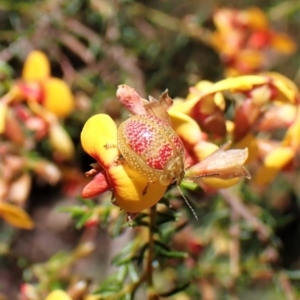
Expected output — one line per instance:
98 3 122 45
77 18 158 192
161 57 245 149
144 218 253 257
104 143 117 149
127 213 138 225
142 182 149 195
114 155 126 166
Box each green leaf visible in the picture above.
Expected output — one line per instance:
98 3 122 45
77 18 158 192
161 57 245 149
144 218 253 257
154 240 188 258
75 211 93 229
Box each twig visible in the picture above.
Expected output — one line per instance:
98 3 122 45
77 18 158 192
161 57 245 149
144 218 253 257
128 2 214 48
219 189 271 241
278 271 296 300
106 206 157 300
228 208 240 299
268 0 300 21
146 205 156 288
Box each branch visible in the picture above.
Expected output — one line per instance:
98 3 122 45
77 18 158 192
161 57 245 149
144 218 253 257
219 189 271 241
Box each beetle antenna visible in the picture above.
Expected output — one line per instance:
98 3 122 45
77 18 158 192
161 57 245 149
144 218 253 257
177 185 198 220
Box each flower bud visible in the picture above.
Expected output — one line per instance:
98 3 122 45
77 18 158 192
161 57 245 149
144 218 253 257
116 84 146 115
8 173 31 206
22 51 50 81
49 121 74 160
31 159 62 185
185 141 250 180
67 280 89 300
42 78 74 118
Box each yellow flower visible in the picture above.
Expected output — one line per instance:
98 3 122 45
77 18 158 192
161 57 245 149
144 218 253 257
81 85 251 212
171 73 300 186
81 114 167 213
18 50 74 118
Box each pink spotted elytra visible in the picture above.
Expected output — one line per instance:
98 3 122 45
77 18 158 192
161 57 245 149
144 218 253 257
117 114 185 186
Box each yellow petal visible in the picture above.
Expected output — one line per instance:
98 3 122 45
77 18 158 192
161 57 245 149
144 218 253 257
22 51 50 81
169 110 202 147
81 114 118 167
214 92 226 111
174 81 224 115
110 164 167 213
186 80 214 101
236 50 263 70
45 290 72 300
0 101 8 134
200 75 268 96
234 133 258 163
172 76 268 115
262 72 299 103
49 121 75 160
243 7 269 29
282 111 300 150
42 78 74 118
0 203 34 229
253 147 294 185
270 33 296 54
200 177 240 189
226 120 234 134
193 141 219 162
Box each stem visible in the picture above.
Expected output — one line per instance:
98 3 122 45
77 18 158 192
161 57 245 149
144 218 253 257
219 189 271 241
146 205 156 287
278 271 296 300
228 209 240 299
128 3 214 47
108 205 157 300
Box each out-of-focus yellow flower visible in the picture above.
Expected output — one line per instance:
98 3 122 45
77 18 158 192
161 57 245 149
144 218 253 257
211 7 296 76
0 202 34 229
81 114 167 213
172 73 300 186
45 290 72 300
18 50 74 118
25 100 75 160
252 123 300 186
0 51 75 158
169 110 202 151
171 75 269 139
